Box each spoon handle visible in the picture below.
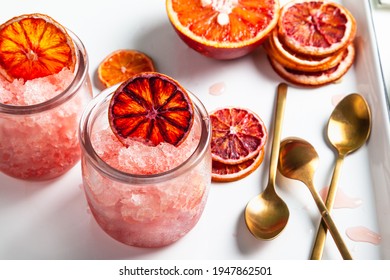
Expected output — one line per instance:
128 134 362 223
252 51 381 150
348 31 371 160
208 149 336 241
308 180 353 260
269 83 288 185
311 154 345 260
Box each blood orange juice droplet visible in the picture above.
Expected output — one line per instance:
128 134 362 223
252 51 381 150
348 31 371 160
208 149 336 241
209 82 225 96
346 226 382 245
319 186 362 209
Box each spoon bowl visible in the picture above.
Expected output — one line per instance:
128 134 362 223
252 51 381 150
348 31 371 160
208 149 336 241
278 138 319 183
311 94 371 259
244 83 290 240
278 137 353 259
327 94 371 154
245 185 290 239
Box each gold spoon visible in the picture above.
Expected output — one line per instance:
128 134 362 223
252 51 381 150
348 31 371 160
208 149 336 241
244 83 290 240
278 137 353 260
311 94 371 259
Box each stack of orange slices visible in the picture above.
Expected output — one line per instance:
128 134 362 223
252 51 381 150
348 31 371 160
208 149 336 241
210 107 267 182
264 0 357 86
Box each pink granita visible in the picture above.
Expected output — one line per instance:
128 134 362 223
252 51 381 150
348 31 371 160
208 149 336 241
0 69 74 105
79 87 212 247
0 32 92 180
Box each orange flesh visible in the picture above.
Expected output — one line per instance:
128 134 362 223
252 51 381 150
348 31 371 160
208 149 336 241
0 14 75 81
210 107 267 164
98 50 155 88
280 2 348 49
171 0 278 43
109 73 194 147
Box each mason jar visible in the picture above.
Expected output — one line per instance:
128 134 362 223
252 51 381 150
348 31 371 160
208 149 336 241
79 84 212 248
0 31 92 180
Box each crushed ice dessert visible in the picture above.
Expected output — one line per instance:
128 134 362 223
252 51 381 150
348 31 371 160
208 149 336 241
0 22 92 180
79 85 212 247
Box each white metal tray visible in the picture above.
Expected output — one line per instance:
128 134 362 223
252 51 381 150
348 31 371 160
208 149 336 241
0 0 389 260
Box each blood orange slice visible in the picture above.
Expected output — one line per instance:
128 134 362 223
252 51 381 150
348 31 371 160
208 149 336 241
278 0 356 57
109 72 194 147
166 0 280 60
264 29 344 72
212 148 264 182
210 107 267 164
98 49 155 88
0 13 75 81
269 43 355 86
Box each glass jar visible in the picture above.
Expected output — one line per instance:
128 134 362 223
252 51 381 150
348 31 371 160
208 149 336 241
0 31 92 180
79 84 212 248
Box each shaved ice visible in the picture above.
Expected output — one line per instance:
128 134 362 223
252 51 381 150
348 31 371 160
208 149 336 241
0 69 91 180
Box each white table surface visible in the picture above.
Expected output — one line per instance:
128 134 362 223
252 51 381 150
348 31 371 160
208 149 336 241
0 0 389 260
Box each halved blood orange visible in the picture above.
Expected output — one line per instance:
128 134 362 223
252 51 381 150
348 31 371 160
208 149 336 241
98 49 155 88
210 107 267 165
0 13 75 81
166 0 280 60
264 29 344 72
212 148 264 182
109 72 194 147
278 0 356 57
269 43 355 86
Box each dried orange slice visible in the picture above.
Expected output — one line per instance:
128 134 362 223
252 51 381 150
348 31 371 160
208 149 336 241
264 29 344 72
212 148 264 182
98 49 155 88
109 72 194 147
210 107 267 165
0 13 75 81
278 0 356 57
166 0 280 59
269 43 355 86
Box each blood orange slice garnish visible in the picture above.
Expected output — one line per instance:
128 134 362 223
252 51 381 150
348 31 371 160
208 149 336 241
109 72 194 147
166 0 280 59
269 43 355 86
210 107 267 165
98 49 155 88
278 0 356 57
264 29 344 72
0 13 75 81
212 148 264 182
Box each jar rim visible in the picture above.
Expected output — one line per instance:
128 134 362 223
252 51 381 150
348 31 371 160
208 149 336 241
79 83 211 184
0 29 89 115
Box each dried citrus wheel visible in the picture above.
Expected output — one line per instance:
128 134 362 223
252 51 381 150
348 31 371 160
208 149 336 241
166 0 280 60
98 49 155 88
109 72 194 147
269 43 355 86
212 148 264 182
210 107 267 165
0 13 75 81
263 29 344 72
278 0 356 57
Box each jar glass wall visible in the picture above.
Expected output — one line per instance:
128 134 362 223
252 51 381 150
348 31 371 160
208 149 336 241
79 84 212 248
0 31 92 180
